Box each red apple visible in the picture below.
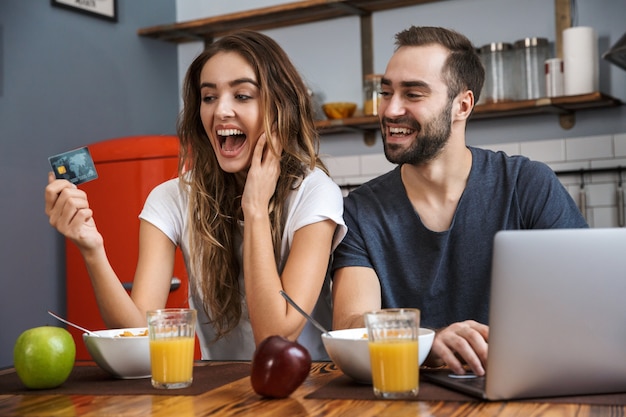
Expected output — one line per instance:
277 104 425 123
250 335 311 398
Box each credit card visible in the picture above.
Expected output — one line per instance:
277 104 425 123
48 146 99 185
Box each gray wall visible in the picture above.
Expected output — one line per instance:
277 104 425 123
0 1 177 367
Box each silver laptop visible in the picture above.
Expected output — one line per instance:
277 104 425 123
423 228 626 400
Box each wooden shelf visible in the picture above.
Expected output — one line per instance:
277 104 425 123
472 92 621 119
315 92 623 134
137 0 440 43
315 115 379 134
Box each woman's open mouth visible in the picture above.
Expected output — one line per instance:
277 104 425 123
217 128 247 153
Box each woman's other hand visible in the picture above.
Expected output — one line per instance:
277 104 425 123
242 132 282 217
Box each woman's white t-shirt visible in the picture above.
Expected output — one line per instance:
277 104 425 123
139 167 346 360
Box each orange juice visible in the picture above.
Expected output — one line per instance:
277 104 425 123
149 336 195 384
369 339 419 393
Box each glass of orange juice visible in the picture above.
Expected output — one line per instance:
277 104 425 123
147 308 197 389
364 308 420 399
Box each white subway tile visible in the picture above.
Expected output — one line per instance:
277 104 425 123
565 135 613 161
323 155 360 178
615 133 626 157
586 182 618 206
360 153 396 176
591 207 617 228
520 139 565 163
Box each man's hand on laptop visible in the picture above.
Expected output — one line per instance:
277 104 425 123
427 320 489 376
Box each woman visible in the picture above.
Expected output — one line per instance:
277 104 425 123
45 30 346 360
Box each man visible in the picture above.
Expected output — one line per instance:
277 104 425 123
331 26 587 376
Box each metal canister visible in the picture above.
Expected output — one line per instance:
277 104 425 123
514 37 550 100
363 74 382 116
480 42 517 103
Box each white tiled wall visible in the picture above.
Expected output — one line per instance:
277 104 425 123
323 153 395 188
322 132 626 228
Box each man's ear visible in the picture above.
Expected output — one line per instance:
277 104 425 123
454 90 474 121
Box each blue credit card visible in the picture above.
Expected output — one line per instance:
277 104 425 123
48 146 98 185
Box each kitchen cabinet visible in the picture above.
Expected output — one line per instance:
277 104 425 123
138 0 622 141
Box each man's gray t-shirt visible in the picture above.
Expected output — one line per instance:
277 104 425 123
332 146 588 329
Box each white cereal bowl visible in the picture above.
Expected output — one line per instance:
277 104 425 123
321 327 435 384
83 328 151 379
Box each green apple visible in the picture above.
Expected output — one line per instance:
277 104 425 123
13 326 76 389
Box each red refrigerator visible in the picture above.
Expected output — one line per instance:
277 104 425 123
65 135 198 359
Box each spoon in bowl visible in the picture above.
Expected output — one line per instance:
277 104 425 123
279 290 331 337
48 310 100 337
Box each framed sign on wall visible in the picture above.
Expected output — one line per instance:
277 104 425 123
51 0 117 23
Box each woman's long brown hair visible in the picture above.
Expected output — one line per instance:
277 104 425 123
177 30 327 340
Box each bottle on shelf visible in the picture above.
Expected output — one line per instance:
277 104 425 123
514 37 550 100
363 74 383 116
480 42 517 103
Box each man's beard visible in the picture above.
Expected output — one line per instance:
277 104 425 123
382 99 453 166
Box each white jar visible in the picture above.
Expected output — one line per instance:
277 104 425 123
545 58 564 97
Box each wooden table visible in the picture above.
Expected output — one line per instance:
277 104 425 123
0 362 622 416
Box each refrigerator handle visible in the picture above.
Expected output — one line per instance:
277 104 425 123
122 277 181 292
